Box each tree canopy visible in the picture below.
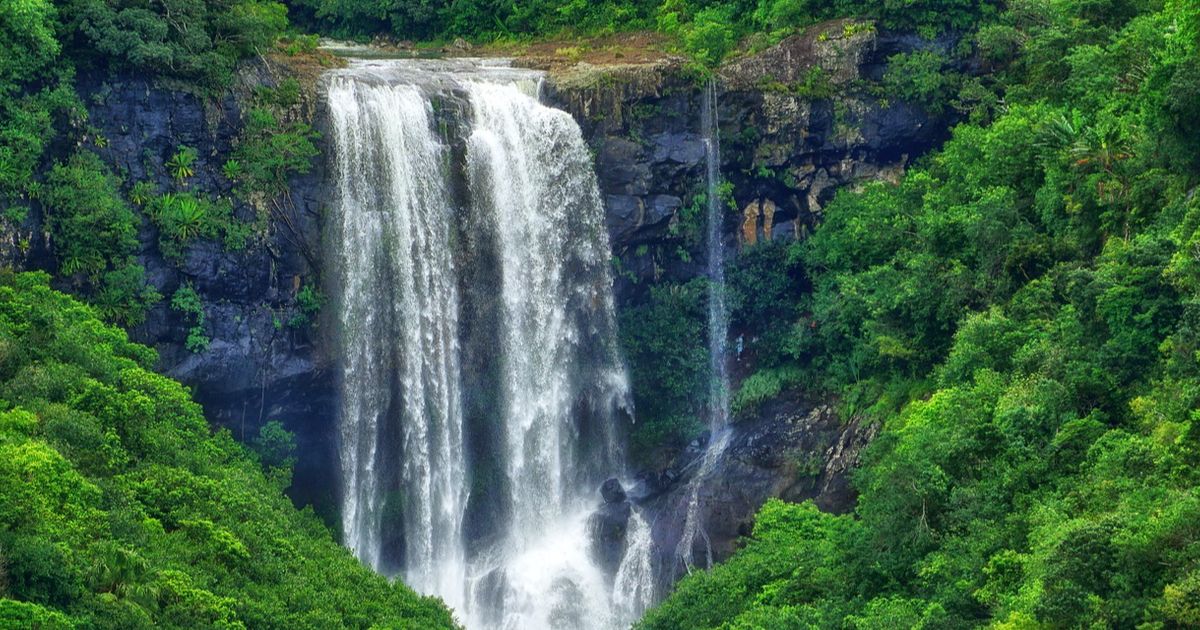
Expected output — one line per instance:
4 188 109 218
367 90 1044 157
643 0 1200 627
0 272 458 628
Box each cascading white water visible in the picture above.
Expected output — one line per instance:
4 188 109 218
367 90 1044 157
675 80 732 572
467 80 589 542
613 510 656 621
464 77 629 630
327 58 653 630
328 76 468 611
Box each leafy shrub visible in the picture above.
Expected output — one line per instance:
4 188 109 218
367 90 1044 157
791 66 835 99
0 0 80 204
42 151 159 325
43 152 138 280
731 366 803 416
59 0 288 89
685 6 738 67
230 80 320 198
170 283 208 353
752 0 817 33
619 279 710 461
882 49 958 114
252 420 297 471
166 146 198 183
146 192 253 259
287 283 326 328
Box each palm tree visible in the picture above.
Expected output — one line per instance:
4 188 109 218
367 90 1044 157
90 543 161 612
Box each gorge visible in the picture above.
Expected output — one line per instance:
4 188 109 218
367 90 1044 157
4 2 1195 628
0 13 971 627
111 24 941 620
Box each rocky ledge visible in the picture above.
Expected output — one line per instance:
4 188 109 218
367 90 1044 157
590 398 876 597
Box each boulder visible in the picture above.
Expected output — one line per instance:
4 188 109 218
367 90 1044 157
588 500 632 576
601 477 627 503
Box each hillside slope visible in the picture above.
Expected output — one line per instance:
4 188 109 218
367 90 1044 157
640 1 1200 627
0 272 457 629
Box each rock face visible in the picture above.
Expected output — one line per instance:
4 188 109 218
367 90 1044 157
590 478 634 576
611 399 876 591
555 20 956 592
543 20 955 301
67 70 340 517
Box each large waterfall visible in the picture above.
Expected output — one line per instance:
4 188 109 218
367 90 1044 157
327 58 650 629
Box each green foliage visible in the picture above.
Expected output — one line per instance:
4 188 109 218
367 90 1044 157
170 284 209 353
221 159 243 182
0 0 81 203
166 146 198 183
727 239 804 366
43 152 137 280
0 271 458 628
287 283 325 328
619 280 710 461
60 0 288 89
292 0 659 41
252 420 296 471
291 0 993 67
42 152 160 326
790 66 835 100
730 366 803 416
656 2 739 68
882 49 959 114
752 0 818 34
639 500 858 629
146 191 254 259
645 2 1200 628
230 80 320 200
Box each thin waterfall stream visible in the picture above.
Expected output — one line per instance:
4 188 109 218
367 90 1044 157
326 58 655 630
675 80 732 572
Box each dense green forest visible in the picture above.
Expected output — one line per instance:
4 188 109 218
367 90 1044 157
642 0 1200 627
0 273 457 627
4 0 1200 626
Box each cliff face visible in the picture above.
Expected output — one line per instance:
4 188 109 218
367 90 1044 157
544 19 953 294
64 67 341 518
13 20 959 580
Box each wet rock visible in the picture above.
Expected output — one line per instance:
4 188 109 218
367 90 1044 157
595 137 651 194
63 70 338 517
647 195 682 226
589 499 632 576
651 132 706 166
601 478 627 504
637 399 877 594
545 18 962 296
605 194 643 242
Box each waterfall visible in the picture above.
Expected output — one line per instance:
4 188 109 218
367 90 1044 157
327 77 467 610
675 80 732 572
327 59 649 630
613 510 656 621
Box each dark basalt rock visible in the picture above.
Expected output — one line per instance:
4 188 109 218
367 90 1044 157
54 70 341 520
636 399 877 592
601 477 628 504
589 498 633 576
545 20 961 307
